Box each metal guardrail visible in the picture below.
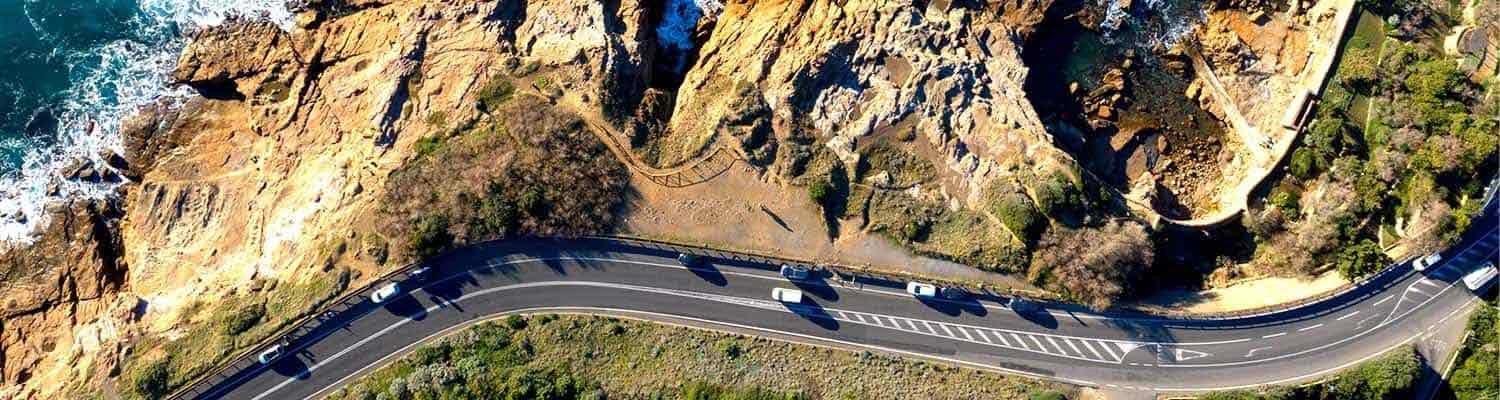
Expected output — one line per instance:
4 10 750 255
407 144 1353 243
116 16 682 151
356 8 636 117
167 192 1499 399
166 259 431 400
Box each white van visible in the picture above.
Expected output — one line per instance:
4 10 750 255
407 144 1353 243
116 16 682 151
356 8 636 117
1463 263 1497 291
772 287 803 303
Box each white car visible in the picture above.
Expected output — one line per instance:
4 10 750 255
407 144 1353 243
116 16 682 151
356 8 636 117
772 287 803 303
1413 252 1443 271
257 344 285 365
906 282 938 298
370 282 402 304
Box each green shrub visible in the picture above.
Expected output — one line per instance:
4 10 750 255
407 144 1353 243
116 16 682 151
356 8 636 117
133 359 171 400
1269 190 1300 216
989 188 1044 244
477 77 516 113
407 214 453 260
1289 147 1321 180
808 179 831 206
1335 239 1389 279
1033 172 1083 218
414 135 445 158
1028 390 1067 400
503 315 528 330
219 303 266 336
717 340 743 359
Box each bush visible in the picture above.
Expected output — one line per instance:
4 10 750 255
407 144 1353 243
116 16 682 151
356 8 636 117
808 179 831 207
989 188 1044 245
220 303 266 336
716 340 743 359
503 314 528 330
1028 390 1067 400
476 77 515 113
407 214 453 260
1269 190 1300 216
133 359 171 400
1289 147 1321 180
1033 171 1083 218
1335 239 1390 279
414 135 445 158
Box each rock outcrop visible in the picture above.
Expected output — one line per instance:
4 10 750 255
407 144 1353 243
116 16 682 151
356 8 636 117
665 0 1069 206
0 0 662 398
0 0 1083 397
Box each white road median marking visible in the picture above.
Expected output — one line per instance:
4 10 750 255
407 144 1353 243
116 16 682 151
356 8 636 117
1337 311 1360 321
1245 346 1271 358
1298 324 1324 332
1262 332 1287 338
1374 295 1395 306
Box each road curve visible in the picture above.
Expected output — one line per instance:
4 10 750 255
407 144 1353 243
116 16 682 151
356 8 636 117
180 204 1498 399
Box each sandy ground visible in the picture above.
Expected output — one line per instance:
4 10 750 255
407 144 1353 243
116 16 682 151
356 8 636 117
621 160 1357 313
619 161 1033 289
1135 270 1349 314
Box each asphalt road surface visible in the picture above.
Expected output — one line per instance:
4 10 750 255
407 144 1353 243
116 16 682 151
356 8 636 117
182 203 1498 399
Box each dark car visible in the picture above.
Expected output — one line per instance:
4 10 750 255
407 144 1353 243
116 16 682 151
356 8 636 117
1006 297 1039 313
677 253 700 266
938 287 969 300
780 264 810 280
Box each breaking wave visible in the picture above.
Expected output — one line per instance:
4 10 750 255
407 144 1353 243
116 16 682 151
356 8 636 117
0 0 292 244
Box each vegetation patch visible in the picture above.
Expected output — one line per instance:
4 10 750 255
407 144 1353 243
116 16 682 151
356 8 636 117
1246 28 1497 277
1445 301 1497 400
377 96 629 262
327 315 1071 400
1201 345 1421 400
866 190 1029 273
856 142 936 188
1029 220 1154 309
120 272 350 399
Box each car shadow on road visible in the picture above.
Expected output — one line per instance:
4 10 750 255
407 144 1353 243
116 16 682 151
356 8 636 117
1016 306 1058 329
687 263 728 286
917 296 987 317
382 295 428 321
792 274 840 301
270 356 311 379
785 298 840 331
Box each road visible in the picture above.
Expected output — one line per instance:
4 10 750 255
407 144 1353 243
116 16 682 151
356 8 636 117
180 203 1498 399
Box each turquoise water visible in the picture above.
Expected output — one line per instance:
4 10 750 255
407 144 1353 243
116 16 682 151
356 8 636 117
0 0 292 242
0 0 147 168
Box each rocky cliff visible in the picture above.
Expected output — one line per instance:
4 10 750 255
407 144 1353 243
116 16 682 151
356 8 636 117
0 0 1069 397
659 0 1070 206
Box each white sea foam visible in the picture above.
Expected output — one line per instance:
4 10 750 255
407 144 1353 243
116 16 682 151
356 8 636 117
0 0 293 244
1098 0 1202 49
655 0 723 71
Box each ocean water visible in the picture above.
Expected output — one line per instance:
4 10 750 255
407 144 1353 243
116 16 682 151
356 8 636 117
0 0 292 243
